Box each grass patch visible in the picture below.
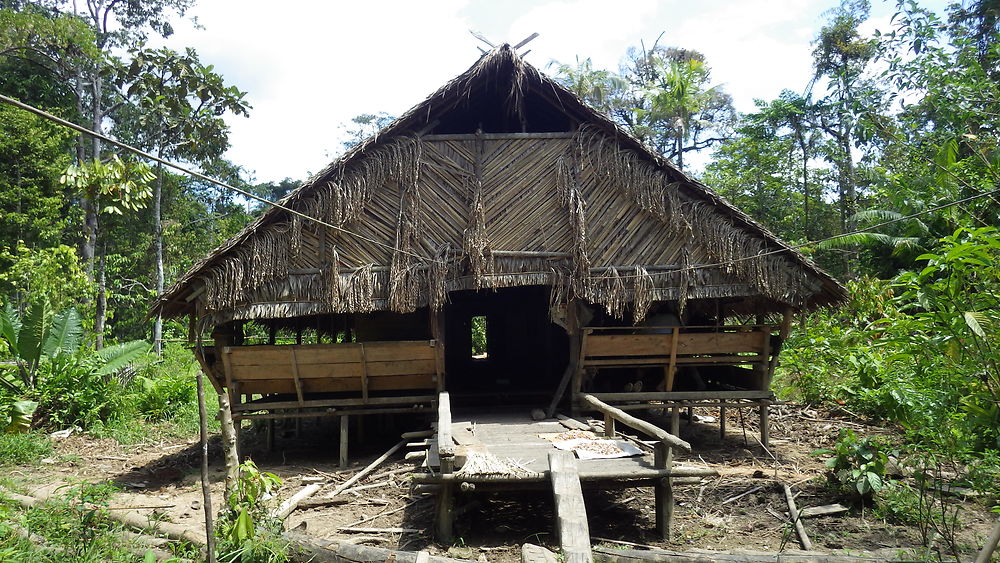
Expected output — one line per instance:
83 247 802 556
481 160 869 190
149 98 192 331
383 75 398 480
0 432 52 466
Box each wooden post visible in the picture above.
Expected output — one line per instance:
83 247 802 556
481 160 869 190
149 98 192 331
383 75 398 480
195 353 218 563
719 405 727 440
664 330 679 392
436 392 455 543
359 343 370 404
670 406 680 437
547 301 580 418
217 391 239 490
604 413 616 438
339 415 349 468
289 348 305 406
759 401 770 449
765 307 794 389
654 441 674 540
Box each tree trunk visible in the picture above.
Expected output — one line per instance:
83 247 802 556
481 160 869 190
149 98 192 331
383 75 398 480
153 160 164 355
95 250 106 350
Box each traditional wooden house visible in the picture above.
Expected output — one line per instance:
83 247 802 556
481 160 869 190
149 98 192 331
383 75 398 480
155 43 844 464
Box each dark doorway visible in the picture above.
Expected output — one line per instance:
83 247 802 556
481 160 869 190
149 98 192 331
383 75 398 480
444 286 568 404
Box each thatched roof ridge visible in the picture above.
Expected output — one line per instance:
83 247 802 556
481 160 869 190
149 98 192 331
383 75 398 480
156 44 846 317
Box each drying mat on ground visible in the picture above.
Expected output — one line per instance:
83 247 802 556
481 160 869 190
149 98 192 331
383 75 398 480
552 438 644 460
456 451 536 478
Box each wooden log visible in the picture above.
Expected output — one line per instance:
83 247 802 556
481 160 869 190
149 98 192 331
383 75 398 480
798 504 849 518
330 439 408 498
410 465 717 484
592 546 887 563
976 516 1000 563
579 394 690 452
654 443 673 541
273 483 323 520
588 391 773 401
284 531 469 563
783 483 813 551
549 451 593 563
0 489 207 548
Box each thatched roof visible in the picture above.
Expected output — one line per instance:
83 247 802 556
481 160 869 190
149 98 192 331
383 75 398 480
156 45 846 324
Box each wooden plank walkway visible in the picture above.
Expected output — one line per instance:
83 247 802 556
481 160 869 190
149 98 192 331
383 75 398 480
549 451 593 563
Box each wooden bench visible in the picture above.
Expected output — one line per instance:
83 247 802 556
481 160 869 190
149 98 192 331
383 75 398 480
215 340 441 415
580 325 774 392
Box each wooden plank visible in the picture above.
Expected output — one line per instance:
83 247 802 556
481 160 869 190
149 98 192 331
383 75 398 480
362 342 436 361
237 374 436 395
231 363 365 380
365 359 437 376
228 345 363 366
585 332 767 359
289 348 305 405
783 482 813 551
548 451 593 563
232 395 436 412
588 391 773 401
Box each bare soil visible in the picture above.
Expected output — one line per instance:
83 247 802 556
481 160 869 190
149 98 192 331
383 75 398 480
10 404 998 562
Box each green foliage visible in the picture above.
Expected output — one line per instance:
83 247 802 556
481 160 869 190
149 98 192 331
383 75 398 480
217 460 290 563
0 431 51 465
0 299 151 430
60 155 155 216
133 343 197 421
0 245 92 313
815 429 891 498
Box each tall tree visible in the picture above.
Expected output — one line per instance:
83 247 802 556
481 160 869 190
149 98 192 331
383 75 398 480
112 46 249 353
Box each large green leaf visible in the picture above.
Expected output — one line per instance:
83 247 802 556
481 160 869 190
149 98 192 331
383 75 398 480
0 302 20 356
15 300 49 369
42 308 82 358
4 400 37 433
964 311 991 338
93 340 150 376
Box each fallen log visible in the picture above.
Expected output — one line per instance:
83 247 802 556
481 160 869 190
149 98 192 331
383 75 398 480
592 546 886 563
1 488 205 551
285 531 471 563
782 482 812 551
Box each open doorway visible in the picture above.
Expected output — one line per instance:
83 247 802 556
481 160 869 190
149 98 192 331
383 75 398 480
444 286 568 403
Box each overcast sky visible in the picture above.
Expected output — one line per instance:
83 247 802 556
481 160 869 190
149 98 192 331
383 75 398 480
156 0 945 184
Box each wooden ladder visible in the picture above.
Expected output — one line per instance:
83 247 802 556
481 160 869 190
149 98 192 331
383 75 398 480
548 451 592 563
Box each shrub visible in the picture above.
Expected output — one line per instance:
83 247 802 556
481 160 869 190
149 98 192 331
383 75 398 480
815 429 892 500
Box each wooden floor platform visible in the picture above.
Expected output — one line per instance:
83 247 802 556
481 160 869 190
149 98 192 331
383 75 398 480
417 394 718 552
422 414 680 482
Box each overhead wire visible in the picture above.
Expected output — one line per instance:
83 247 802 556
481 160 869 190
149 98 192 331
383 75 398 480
0 93 435 263
3 92 997 283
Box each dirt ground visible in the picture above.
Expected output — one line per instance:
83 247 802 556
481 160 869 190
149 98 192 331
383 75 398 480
10 403 999 562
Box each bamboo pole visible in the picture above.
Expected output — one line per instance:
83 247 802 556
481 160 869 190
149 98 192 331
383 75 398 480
195 361 217 563
976 516 1000 563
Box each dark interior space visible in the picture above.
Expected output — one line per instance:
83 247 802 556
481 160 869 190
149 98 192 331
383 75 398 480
444 286 568 404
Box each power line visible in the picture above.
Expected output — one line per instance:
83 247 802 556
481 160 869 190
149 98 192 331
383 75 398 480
4 92 996 284
0 93 433 263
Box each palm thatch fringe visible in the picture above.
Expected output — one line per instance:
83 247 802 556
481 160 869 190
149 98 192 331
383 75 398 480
572 127 811 308
463 170 492 288
429 244 451 312
556 149 591 300
632 266 654 324
389 142 423 313
547 268 569 324
327 246 342 310
344 264 375 313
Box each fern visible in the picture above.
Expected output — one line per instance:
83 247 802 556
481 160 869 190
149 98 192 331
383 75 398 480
93 340 150 377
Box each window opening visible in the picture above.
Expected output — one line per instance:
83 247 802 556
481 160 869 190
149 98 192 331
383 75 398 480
471 315 488 359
